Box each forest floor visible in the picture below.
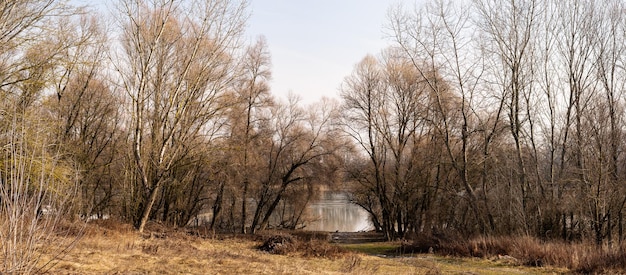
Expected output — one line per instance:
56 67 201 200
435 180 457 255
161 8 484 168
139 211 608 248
39 221 570 274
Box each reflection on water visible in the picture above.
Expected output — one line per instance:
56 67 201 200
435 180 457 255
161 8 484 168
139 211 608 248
304 192 373 232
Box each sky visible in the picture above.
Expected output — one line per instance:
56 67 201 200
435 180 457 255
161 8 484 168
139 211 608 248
71 0 421 104
245 0 419 103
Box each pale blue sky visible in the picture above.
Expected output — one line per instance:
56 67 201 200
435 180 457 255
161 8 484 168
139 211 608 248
246 0 418 103
71 0 420 103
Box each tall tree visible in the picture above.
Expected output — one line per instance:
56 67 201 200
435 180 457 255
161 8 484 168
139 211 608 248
114 0 247 232
389 0 491 234
474 0 540 233
43 13 124 219
249 96 342 234
594 0 625 201
0 1 89 272
340 55 392 237
231 36 273 233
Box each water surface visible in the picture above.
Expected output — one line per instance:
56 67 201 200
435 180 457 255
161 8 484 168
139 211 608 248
304 192 373 232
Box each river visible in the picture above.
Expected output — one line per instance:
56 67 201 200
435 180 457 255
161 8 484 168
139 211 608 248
304 191 373 232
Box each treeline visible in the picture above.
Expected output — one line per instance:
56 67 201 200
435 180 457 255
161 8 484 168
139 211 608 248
343 0 626 244
0 0 345 243
3 0 626 249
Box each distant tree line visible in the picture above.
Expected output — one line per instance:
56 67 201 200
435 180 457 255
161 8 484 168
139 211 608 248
343 0 626 244
3 0 626 251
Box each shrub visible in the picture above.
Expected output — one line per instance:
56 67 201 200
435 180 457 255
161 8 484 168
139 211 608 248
404 233 626 273
259 234 295 254
576 247 626 274
0 113 84 274
258 233 348 259
297 240 347 259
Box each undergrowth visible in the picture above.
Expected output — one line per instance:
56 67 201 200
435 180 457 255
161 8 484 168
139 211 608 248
259 233 348 259
403 232 626 273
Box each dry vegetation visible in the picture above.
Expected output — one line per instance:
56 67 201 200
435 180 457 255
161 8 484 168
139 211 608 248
36 221 573 274
403 233 626 274
43 221 419 274
6 0 626 274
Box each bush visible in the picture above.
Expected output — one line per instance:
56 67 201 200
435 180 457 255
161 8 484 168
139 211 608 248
576 248 626 274
298 240 347 259
0 114 84 274
259 234 295 254
404 233 626 273
258 233 348 259
401 231 471 256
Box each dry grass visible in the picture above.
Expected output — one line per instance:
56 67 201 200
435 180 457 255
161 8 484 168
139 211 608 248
43 222 435 274
403 232 626 274
40 221 580 274
258 233 346 259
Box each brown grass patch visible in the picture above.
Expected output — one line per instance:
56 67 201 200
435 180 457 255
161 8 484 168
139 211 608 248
41 221 573 274
45 221 442 274
403 232 626 273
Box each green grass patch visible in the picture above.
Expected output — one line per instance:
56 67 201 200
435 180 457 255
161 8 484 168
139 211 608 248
339 242 568 274
338 242 399 255
431 256 568 275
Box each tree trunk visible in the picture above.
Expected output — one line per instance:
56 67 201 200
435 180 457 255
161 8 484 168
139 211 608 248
241 179 248 234
138 182 162 233
210 181 226 230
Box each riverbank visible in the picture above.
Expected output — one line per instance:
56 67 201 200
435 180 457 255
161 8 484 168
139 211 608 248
38 222 569 274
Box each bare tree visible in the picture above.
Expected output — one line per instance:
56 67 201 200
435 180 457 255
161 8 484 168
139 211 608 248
0 107 81 273
474 0 537 233
0 2 89 272
389 0 492 234
0 0 60 97
248 96 342 233
591 0 626 246
41 13 125 219
230 36 273 233
340 55 392 237
113 0 247 232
